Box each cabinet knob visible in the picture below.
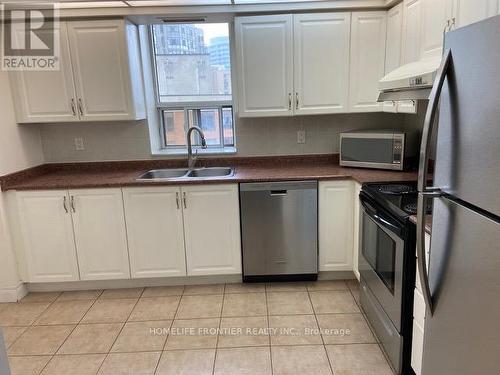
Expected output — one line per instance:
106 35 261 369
77 98 84 116
288 93 292 110
176 192 180 210
182 192 187 209
63 196 69 213
70 196 76 213
70 99 77 116
295 92 299 109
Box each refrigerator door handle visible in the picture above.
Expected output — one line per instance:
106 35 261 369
417 49 452 193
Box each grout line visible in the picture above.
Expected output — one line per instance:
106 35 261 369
211 284 226 375
265 281 274 375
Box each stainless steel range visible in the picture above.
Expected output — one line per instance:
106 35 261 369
359 182 428 375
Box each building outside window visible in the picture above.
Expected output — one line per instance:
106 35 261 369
151 23 234 151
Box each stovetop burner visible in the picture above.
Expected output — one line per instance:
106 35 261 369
376 184 416 195
403 200 433 215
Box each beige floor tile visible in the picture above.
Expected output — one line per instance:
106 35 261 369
316 313 375 344
222 293 267 317
309 291 360 314
58 323 123 354
128 296 180 321
272 345 333 375
165 318 219 350
214 347 272 375
41 354 106 375
35 300 94 325
218 316 269 348
20 292 61 303
347 280 361 305
224 283 265 294
81 299 137 324
306 280 349 292
57 290 103 302
176 295 223 319
266 282 307 292
267 292 313 315
156 349 215 375
100 288 144 300
8 355 52 375
97 351 161 375
8 325 74 355
142 286 184 298
183 284 225 295
2 326 28 348
111 320 171 353
325 344 393 375
269 315 322 346
0 302 50 326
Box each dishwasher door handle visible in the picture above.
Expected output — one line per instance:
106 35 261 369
270 190 287 196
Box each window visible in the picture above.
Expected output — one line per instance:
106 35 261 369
151 23 234 151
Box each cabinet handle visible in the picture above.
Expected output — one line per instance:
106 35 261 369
63 196 69 213
77 98 84 116
295 92 299 109
70 196 76 213
182 192 187 209
288 93 292 110
176 192 180 209
70 99 77 116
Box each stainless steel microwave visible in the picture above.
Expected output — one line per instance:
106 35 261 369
340 130 416 171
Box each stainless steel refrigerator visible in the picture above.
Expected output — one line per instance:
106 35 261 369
416 15 500 374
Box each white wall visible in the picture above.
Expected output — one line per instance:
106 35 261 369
40 112 417 162
0 69 44 300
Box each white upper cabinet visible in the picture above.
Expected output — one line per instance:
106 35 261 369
67 20 145 121
70 189 130 281
123 187 187 279
9 23 79 123
235 15 293 117
9 19 145 124
401 0 422 64
182 184 241 276
349 12 387 112
452 0 499 28
293 13 351 115
383 3 403 113
319 181 354 271
420 0 453 60
16 191 79 282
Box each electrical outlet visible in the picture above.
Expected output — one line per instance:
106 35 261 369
297 130 306 144
74 137 85 151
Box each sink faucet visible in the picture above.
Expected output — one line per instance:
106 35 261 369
187 126 207 170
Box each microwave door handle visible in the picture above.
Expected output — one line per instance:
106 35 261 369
418 49 452 193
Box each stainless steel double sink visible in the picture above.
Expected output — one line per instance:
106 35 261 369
137 167 233 181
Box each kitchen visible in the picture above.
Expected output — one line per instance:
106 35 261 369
0 0 499 374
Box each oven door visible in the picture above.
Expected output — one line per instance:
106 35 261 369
359 197 404 330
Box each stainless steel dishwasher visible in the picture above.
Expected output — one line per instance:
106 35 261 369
240 181 318 282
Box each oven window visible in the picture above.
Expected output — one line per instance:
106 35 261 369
341 138 395 164
362 214 396 294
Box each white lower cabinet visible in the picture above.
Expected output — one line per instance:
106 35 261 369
70 189 130 280
16 191 79 282
123 187 186 278
319 180 354 271
182 185 242 276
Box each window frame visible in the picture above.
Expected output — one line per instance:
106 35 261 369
148 24 235 151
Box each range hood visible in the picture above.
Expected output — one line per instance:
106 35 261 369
377 55 443 102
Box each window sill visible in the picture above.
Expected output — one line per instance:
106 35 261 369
152 147 237 156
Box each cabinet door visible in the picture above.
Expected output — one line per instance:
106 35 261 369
453 0 498 28
70 189 130 280
182 184 241 276
67 20 137 121
420 0 453 60
293 13 350 115
16 191 79 282
349 12 387 112
123 187 187 279
319 181 354 271
9 23 78 123
383 4 403 113
235 15 293 117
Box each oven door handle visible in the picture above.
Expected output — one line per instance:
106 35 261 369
361 200 402 236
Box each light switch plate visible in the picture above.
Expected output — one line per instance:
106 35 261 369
297 130 306 144
74 137 85 151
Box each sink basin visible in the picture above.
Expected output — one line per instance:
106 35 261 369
137 169 189 180
186 167 233 178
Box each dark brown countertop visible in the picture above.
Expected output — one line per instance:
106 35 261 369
0 154 419 191
410 215 433 234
